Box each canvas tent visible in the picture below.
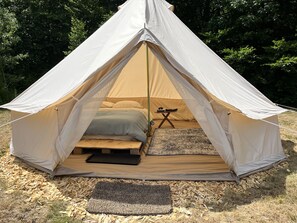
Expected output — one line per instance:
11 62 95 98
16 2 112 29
1 0 286 178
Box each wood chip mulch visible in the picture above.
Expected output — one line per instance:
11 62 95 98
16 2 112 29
0 150 290 222
0 111 296 222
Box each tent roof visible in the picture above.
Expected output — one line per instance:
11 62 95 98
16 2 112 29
0 0 286 119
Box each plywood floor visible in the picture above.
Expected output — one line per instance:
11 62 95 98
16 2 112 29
57 120 234 181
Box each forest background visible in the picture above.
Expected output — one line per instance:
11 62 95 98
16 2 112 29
0 0 296 106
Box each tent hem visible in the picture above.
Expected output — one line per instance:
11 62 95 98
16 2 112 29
13 156 54 176
237 157 287 178
53 164 237 181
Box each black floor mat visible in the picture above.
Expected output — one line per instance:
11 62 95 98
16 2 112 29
86 153 141 165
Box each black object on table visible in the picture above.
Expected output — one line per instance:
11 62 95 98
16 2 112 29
156 108 178 128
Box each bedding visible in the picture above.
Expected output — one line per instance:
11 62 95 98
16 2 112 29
84 109 148 143
101 101 114 108
99 107 152 120
112 100 143 109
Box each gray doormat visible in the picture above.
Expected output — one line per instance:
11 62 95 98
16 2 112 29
87 182 172 215
147 128 219 156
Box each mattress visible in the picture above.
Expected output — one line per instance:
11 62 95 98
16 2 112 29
84 109 148 143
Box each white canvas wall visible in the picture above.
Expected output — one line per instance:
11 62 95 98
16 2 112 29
11 110 60 170
229 113 285 175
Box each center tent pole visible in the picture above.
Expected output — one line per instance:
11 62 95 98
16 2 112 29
146 41 151 136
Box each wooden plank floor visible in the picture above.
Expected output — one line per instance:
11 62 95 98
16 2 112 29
76 139 142 150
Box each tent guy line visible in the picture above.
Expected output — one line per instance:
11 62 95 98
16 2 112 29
1 94 296 130
0 95 81 128
0 112 36 128
276 103 297 112
260 119 297 135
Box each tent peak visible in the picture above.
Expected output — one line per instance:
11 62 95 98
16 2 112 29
118 0 174 12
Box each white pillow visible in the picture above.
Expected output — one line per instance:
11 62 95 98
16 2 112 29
101 101 114 108
113 100 143 109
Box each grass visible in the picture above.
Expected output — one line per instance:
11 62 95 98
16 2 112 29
46 201 82 223
0 109 296 222
0 177 7 191
0 109 10 158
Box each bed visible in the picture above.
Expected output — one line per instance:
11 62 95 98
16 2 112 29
83 101 150 143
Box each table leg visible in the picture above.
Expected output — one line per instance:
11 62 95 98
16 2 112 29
166 117 175 128
158 112 175 128
158 113 167 128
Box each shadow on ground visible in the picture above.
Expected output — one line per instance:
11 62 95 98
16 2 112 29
206 139 296 212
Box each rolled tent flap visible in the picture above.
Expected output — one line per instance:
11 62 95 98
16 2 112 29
150 47 236 170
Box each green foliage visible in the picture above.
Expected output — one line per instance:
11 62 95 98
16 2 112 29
63 0 113 55
223 46 256 71
0 6 27 104
64 17 87 55
269 56 297 72
202 0 297 106
169 0 211 34
263 38 297 105
1 0 72 93
65 0 113 36
266 38 297 73
223 46 256 63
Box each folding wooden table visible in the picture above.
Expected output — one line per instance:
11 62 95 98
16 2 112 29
156 109 178 128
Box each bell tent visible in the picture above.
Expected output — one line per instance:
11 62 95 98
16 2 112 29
0 0 286 180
